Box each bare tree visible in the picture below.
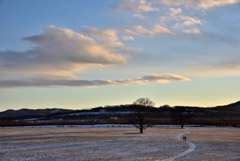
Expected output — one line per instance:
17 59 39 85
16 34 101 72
134 97 155 107
131 98 155 133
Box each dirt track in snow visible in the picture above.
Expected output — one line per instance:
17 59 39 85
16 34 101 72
159 128 196 161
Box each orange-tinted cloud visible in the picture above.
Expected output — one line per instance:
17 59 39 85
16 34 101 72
0 73 190 88
0 26 127 78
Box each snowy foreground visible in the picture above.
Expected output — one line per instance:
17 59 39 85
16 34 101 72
0 126 239 161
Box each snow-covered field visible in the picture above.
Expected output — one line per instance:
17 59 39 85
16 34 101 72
0 126 239 161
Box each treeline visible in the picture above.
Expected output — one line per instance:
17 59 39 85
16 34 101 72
0 98 240 127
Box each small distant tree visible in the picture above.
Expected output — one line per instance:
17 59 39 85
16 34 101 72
134 97 155 107
131 98 155 133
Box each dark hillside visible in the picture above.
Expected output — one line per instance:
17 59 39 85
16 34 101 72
0 101 239 126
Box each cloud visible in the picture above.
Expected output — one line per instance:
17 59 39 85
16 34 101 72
118 0 240 17
160 8 202 34
118 0 240 36
81 26 125 49
0 74 190 88
0 26 127 78
118 0 158 15
117 1 203 35
159 0 240 9
124 25 172 37
196 0 240 9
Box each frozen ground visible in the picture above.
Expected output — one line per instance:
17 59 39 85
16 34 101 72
0 126 239 161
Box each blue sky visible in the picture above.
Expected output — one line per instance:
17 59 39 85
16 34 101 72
0 0 240 110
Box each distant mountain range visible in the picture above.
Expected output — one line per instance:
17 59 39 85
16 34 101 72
0 101 239 126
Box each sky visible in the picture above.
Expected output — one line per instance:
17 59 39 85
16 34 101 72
0 0 240 111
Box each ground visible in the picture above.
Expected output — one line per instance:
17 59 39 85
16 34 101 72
0 126 239 161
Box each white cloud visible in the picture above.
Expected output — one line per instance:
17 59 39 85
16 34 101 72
168 8 183 16
182 28 201 34
118 0 158 13
0 26 127 78
81 27 124 49
160 8 202 34
159 0 240 9
0 73 190 88
198 0 240 9
117 0 240 36
118 0 158 19
125 25 172 37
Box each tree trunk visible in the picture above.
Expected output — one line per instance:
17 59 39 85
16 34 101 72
181 124 184 129
140 126 143 133
140 123 143 133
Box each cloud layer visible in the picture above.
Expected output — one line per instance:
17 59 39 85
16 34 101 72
0 26 190 88
0 26 127 78
0 74 190 88
160 0 240 9
118 0 240 36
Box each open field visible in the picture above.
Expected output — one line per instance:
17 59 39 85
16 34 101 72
0 126 239 161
